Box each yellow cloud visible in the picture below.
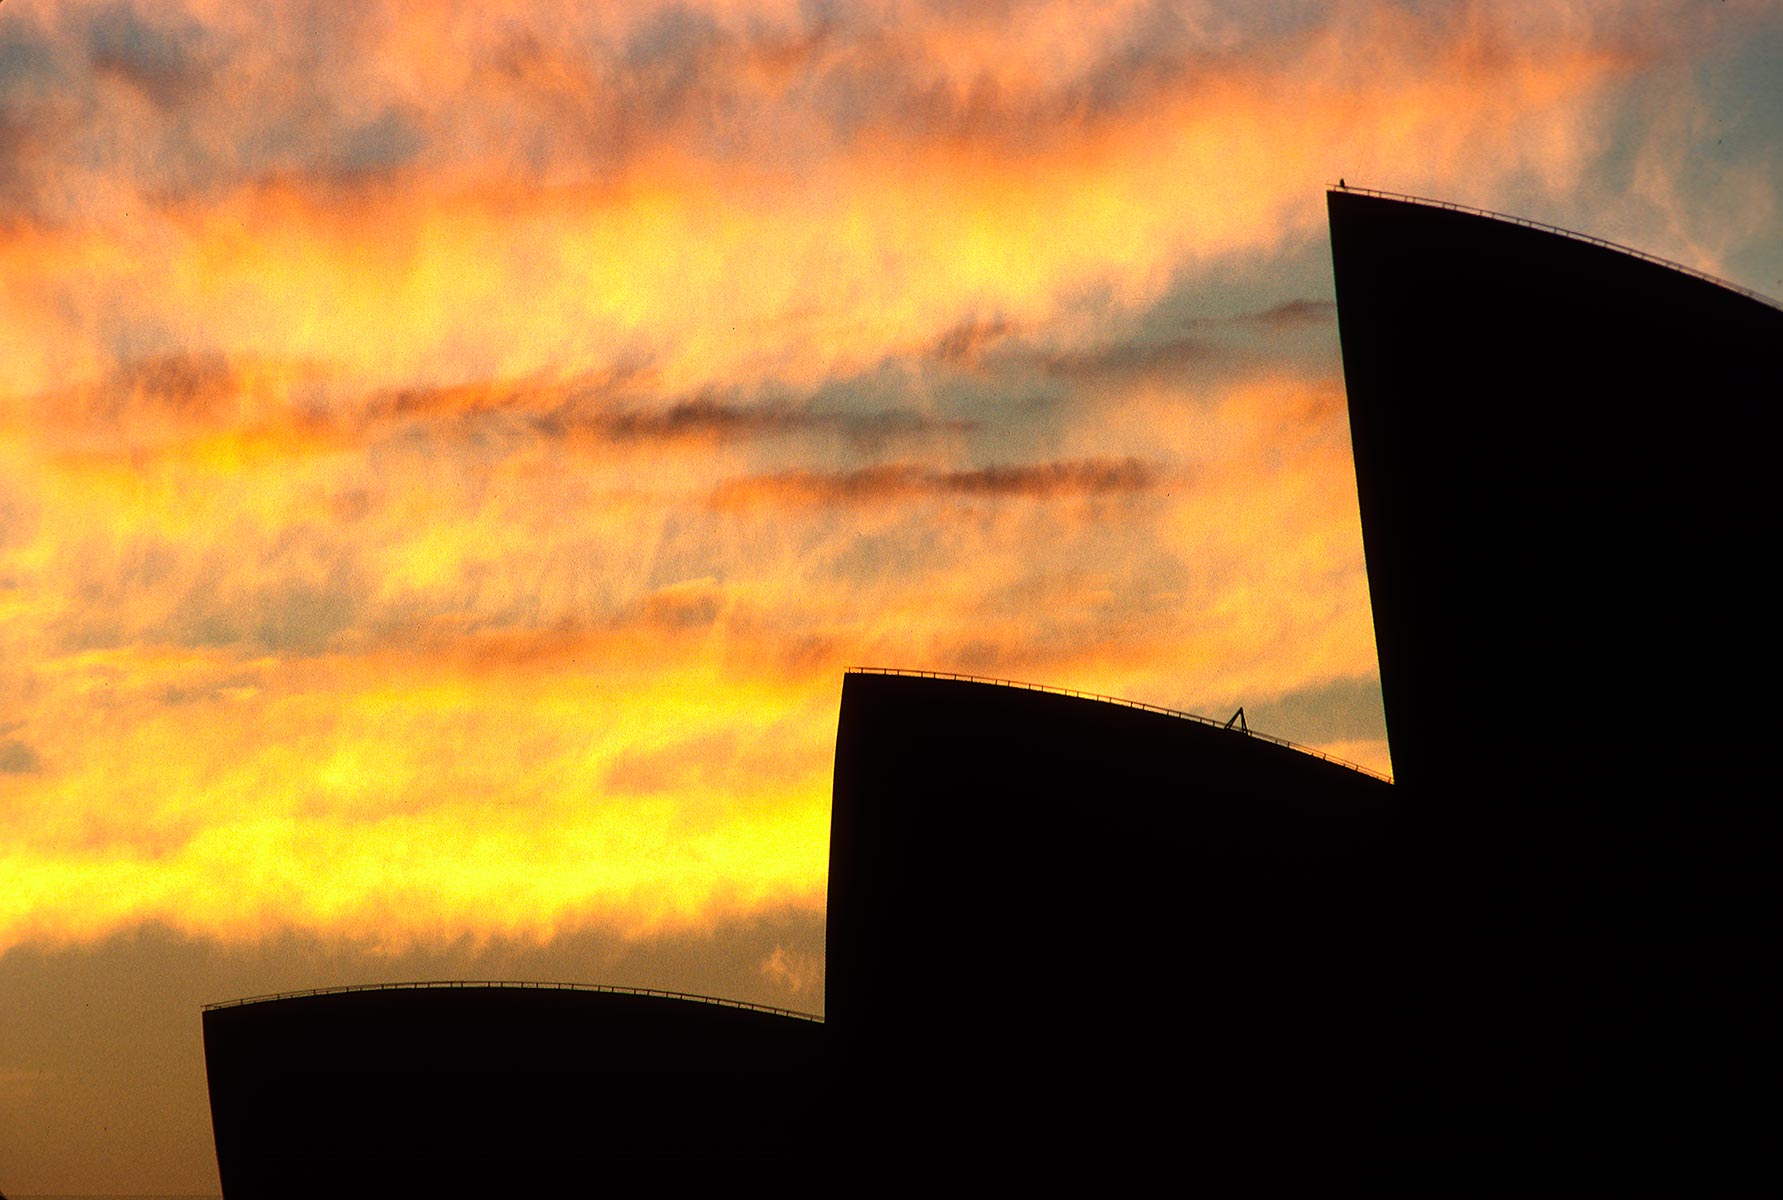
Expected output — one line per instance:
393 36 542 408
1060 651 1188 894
0 0 1690 952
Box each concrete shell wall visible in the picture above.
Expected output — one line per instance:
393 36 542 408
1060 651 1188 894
1326 190 1783 1181
203 986 824 1195
825 671 1399 1180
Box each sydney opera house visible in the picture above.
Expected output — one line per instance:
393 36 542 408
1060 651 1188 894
202 190 1783 1192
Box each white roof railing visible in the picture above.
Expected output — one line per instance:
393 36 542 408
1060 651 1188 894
203 979 823 1020
849 667 1394 784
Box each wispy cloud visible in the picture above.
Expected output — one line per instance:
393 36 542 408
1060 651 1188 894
3 0 1709 402
710 456 1160 507
0 0 1771 957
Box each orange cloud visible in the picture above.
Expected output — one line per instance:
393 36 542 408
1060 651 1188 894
1 361 1386 949
2 0 1681 402
8 1 1760 953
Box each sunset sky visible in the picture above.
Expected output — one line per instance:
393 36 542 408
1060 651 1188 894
2 1 1780 1191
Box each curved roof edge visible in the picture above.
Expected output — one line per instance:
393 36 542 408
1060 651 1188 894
848 667 1394 784
203 979 823 1021
1329 185 1783 313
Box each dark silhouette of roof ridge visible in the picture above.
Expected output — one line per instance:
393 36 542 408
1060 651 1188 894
848 666 1394 783
1330 184 1783 312
203 978 823 1021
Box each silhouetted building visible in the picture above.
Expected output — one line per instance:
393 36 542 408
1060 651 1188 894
202 674 1386 1193
1328 188 1780 802
203 191 1783 1191
826 670 1395 1182
202 983 824 1194
1324 187 1782 1184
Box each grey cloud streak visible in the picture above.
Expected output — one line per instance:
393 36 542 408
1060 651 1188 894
0 737 44 774
37 354 974 456
0 1 1686 219
709 456 1162 507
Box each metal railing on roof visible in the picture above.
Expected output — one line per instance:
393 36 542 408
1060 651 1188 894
847 667 1394 784
202 979 823 1021
1331 185 1783 313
